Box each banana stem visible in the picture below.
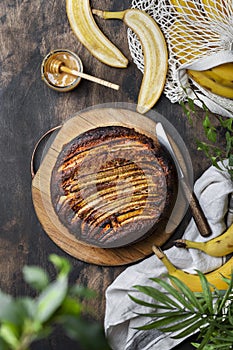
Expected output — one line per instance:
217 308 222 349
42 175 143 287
174 239 206 250
92 9 126 20
152 246 177 274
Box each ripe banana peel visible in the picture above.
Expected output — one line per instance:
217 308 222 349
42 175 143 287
168 19 207 65
202 69 233 89
152 245 232 292
93 8 168 114
66 0 128 68
210 62 233 82
187 69 233 99
168 19 233 99
175 223 233 257
169 0 201 21
201 0 227 21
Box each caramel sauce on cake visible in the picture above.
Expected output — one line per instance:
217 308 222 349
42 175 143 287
50 126 177 248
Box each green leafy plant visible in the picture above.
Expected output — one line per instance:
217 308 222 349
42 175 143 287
0 254 110 350
130 272 233 350
180 94 233 181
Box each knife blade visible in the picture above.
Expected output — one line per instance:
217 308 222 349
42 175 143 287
156 122 212 237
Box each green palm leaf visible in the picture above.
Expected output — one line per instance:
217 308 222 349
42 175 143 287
133 285 181 309
131 270 233 348
137 312 190 331
138 310 192 319
150 277 196 312
217 274 233 312
167 275 205 313
196 271 213 314
171 318 205 339
128 294 173 310
160 314 202 334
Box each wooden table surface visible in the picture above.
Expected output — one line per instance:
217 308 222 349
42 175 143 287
0 0 217 349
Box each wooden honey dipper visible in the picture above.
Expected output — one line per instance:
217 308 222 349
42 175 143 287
48 58 120 90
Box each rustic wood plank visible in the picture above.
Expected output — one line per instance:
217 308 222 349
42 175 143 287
0 0 220 348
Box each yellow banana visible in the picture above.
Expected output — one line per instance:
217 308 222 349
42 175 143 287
175 223 233 257
66 0 128 68
167 20 207 65
152 245 232 292
191 68 233 89
93 9 168 114
187 69 233 99
201 0 228 21
168 0 201 21
198 69 233 89
209 62 233 83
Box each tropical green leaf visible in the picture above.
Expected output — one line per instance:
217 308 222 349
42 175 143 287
133 285 180 309
0 293 28 326
171 318 205 339
23 266 49 291
229 154 233 167
49 254 71 277
167 275 205 313
137 312 190 331
214 335 233 343
69 285 97 299
57 296 82 317
217 274 233 312
0 338 8 350
62 316 111 350
209 344 233 349
137 310 191 319
196 271 213 314
225 131 233 156
150 277 196 312
191 343 215 350
35 276 68 323
0 322 20 349
198 327 216 350
180 101 193 125
227 303 233 326
128 294 171 310
160 314 202 334
219 117 233 131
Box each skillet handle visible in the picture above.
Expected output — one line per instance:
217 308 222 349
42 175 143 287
30 125 62 179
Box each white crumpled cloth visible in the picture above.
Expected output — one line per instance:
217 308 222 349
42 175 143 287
105 162 233 350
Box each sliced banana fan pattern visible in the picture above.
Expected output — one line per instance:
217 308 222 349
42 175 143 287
128 0 233 113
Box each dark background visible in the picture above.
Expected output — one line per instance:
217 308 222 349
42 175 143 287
0 0 215 348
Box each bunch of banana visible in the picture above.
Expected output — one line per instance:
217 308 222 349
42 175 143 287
167 1 233 100
168 0 201 21
175 223 233 257
187 69 233 99
93 8 168 114
66 0 128 68
167 19 206 65
152 245 232 292
210 62 233 81
168 21 233 98
201 0 227 21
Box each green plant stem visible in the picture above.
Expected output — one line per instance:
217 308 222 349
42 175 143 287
16 333 33 350
180 91 233 181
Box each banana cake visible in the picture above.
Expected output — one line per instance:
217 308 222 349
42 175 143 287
50 126 177 248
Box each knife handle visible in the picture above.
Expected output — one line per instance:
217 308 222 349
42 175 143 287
181 179 212 237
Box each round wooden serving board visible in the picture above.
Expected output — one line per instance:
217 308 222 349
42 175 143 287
31 106 188 266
